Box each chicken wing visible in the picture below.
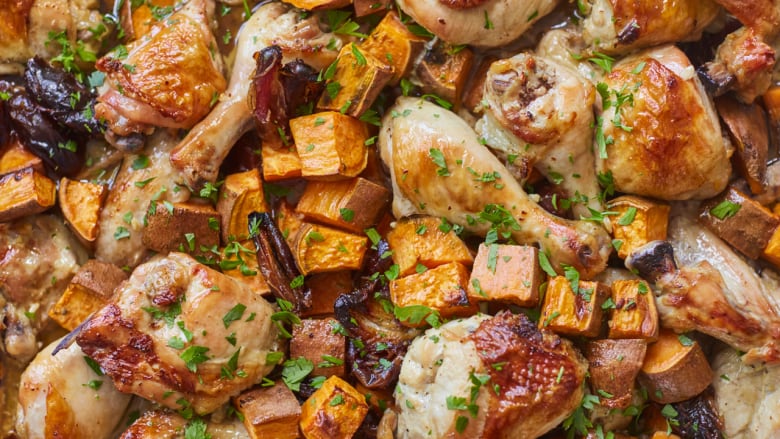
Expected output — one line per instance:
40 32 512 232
94 0 226 142
94 129 190 269
476 52 602 217
395 0 559 48
15 338 132 439
379 97 611 278
395 312 587 438
595 45 731 200
169 1 341 189
582 0 719 54
76 252 283 415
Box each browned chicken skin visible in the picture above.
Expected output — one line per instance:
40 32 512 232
76 253 282 415
395 312 587 438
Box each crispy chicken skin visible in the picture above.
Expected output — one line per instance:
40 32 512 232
95 0 226 137
596 45 730 200
76 253 282 415
583 0 719 54
477 53 601 217
395 0 559 48
169 1 340 189
396 312 587 438
15 338 132 439
379 97 611 278
706 27 776 103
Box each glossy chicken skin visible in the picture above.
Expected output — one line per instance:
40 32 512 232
476 53 601 217
379 97 611 278
76 253 282 415
0 214 87 362
583 0 719 54
596 45 730 200
706 26 776 103
396 312 587 438
395 0 558 48
94 0 226 138
94 130 190 269
169 1 340 189
15 338 132 439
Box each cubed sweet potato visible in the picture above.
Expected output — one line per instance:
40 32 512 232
291 317 347 378
142 201 220 257
762 226 780 268
290 112 369 180
416 41 474 106
360 11 427 84
300 376 369 439
539 276 610 337
217 168 268 242
585 339 647 409
295 177 390 234
609 195 671 260
233 381 301 439
0 139 44 175
467 243 542 307
48 260 128 331
650 432 681 439
0 167 56 222
58 178 108 249
220 240 271 297
292 223 368 275
277 199 306 249
608 279 659 340
389 261 476 324
386 216 473 276
302 271 354 317
639 329 713 404
282 0 351 10
699 187 780 259
262 143 302 181
317 43 394 117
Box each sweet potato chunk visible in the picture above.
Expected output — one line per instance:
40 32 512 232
282 0 351 10
608 279 659 340
292 223 368 275
300 376 369 439
142 202 220 257
386 216 473 276
762 226 780 268
716 95 768 194
0 140 44 175
49 260 128 331
262 143 302 181
290 112 369 180
585 339 647 409
317 43 393 118
220 240 271 297
467 243 542 307
291 317 347 378
360 11 427 85
539 276 610 337
609 195 671 259
217 169 268 242
0 167 56 222
302 271 353 317
277 200 306 248
416 41 474 106
699 186 780 259
58 178 107 248
639 329 713 404
233 381 301 439
295 178 390 234
389 261 476 324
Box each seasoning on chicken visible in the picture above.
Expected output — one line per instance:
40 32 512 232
395 0 559 48
379 97 611 278
94 0 226 146
395 311 587 438
476 52 602 217
595 45 731 200
15 338 131 439
76 252 283 415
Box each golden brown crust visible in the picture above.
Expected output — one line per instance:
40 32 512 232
609 0 718 49
469 311 587 438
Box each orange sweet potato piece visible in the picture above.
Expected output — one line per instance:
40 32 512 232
360 11 427 84
217 168 268 242
539 276 610 337
389 261 476 324
608 279 659 340
467 243 542 307
295 177 390 234
292 223 368 275
0 167 56 222
386 216 473 276
290 112 369 180
639 329 713 404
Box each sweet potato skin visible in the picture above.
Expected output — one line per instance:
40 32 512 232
295 177 390 234
291 317 347 378
233 381 301 439
639 329 713 404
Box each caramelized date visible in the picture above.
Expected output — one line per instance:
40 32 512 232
672 388 724 439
